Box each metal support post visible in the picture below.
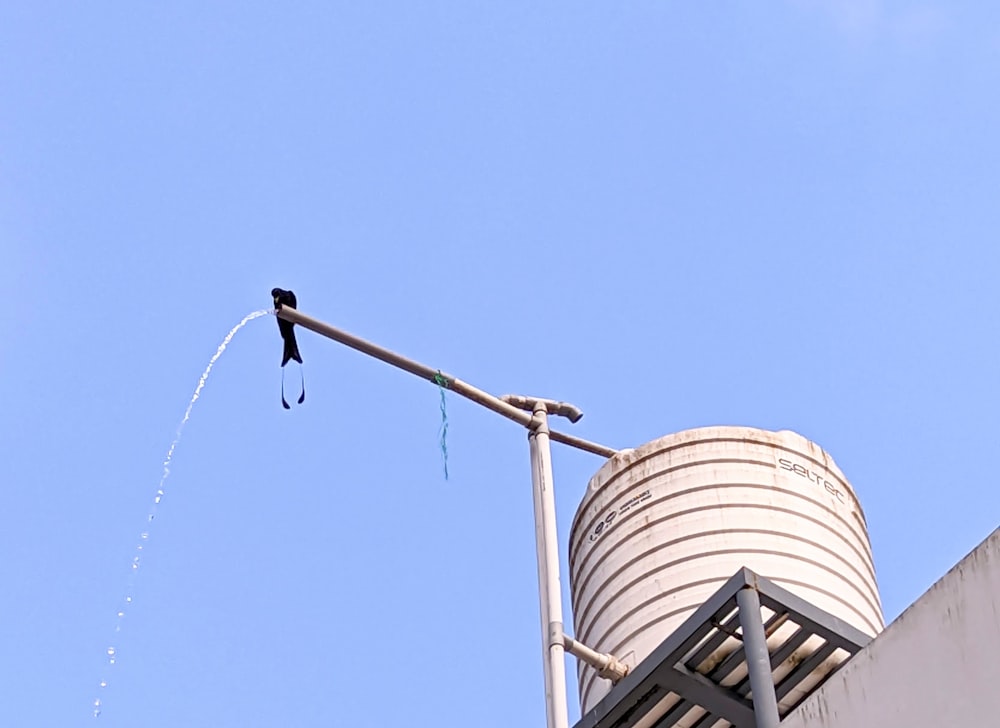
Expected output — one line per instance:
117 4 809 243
528 402 570 728
736 586 781 728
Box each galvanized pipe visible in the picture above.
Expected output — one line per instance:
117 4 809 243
529 432 556 728
276 306 617 457
736 586 781 728
562 635 629 683
528 404 570 728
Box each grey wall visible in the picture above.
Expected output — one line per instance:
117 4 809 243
782 527 1000 727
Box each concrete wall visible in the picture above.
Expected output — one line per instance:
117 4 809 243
782 527 1000 727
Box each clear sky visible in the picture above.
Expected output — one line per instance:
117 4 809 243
3 3 999 726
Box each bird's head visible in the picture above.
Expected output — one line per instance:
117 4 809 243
271 288 297 310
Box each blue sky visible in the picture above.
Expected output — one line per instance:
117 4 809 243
2 3 999 726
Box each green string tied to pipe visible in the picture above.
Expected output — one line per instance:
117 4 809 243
433 371 450 480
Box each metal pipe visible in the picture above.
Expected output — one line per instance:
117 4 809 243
529 433 556 728
548 430 616 458
736 587 781 728
276 306 618 457
528 404 570 728
562 635 629 683
501 394 584 424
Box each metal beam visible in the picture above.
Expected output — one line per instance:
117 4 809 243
685 611 741 671
276 306 618 458
651 699 694 728
661 665 756 727
755 581 871 653
774 643 838 703
688 711 720 728
708 611 788 684
736 626 812 698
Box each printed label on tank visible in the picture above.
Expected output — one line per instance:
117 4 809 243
776 456 846 504
588 489 652 542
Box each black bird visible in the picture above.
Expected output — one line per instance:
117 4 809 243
272 288 305 408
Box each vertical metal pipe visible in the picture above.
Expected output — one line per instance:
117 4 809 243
736 587 781 728
528 404 570 728
529 434 555 728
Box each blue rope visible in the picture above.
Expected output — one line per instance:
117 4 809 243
433 371 450 480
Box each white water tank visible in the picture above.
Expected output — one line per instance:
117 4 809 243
568 426 883 713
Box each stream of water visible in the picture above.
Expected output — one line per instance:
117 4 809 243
92 309 272 719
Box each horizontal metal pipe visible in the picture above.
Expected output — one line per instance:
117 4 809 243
563 634 629 682
550 431 617 459
562 635 603 664
276 306 618 458
277 306 451 385
447 379 534 427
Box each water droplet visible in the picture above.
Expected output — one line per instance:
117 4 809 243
154 495 161 504
117 611 124 618
125 596 132 603
99 680 107 688
106 647 116 657
93 698 102 718
140 532 149 540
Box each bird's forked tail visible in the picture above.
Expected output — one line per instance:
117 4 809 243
281 349 305 410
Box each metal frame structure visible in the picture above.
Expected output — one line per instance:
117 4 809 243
573 568 873 728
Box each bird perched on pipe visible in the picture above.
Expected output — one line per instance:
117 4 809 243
271 288 302 366
271 287 305 408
